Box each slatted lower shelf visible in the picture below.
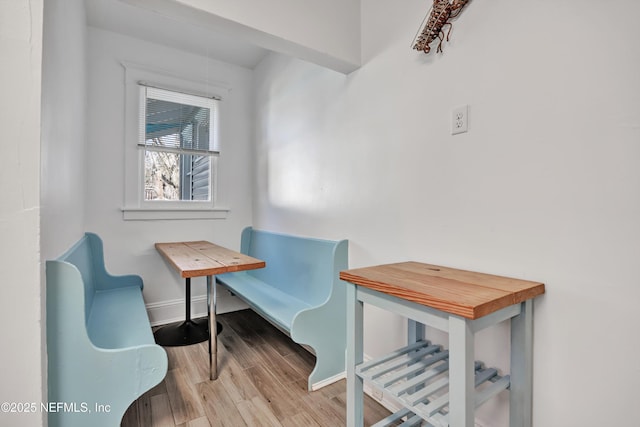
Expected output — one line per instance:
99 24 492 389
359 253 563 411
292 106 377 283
357 340 510 427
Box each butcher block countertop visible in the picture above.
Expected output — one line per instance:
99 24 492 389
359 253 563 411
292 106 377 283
155 241 265 278
340 261 545 319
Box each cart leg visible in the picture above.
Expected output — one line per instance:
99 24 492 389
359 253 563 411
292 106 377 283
346 283 364 427
449 315 474 427
408 319 425 344
510 300 533 427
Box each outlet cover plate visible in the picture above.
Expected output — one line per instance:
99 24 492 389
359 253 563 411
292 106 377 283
452 105 469 135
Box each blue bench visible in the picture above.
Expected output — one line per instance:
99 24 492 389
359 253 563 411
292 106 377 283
216 227 348 390
46 233 167 427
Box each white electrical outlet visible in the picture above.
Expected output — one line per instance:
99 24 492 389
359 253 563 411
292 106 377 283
452 105 469 135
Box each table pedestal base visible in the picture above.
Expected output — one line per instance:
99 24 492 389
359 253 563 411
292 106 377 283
153 277 223 347
153 318 222 347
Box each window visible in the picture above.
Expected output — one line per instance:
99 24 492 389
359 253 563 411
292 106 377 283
140 86 219 203
121 62 229 220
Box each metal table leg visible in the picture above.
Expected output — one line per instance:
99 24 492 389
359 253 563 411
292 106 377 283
207 275 218 380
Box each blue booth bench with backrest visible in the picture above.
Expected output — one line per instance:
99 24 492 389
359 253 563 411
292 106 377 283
216 227 348 390
46 233 167 427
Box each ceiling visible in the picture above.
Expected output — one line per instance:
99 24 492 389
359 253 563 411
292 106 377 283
84 0 270 69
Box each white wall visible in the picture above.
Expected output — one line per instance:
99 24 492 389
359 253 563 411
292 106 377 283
253 1 640 426
41 0 88 261
0 1 44 426
85 28 255 322
178 0 360 71
39 1 89 426
122 0 361 73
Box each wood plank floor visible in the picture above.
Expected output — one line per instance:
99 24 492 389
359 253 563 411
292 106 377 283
121 309 392 427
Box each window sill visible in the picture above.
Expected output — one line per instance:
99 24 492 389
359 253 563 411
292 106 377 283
121 207 229 221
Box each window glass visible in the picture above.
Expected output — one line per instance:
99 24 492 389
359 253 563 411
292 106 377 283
140 87 218 202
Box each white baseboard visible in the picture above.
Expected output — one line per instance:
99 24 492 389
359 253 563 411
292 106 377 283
146 297 202 326
146 290 249 326
311 371 346 391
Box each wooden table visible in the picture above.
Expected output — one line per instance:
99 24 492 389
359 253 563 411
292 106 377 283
154 241 265 380
340 261 545 427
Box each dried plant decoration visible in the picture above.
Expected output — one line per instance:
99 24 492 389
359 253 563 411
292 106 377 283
412 0 469 54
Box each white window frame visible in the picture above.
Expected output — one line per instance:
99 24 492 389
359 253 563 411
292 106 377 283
139 85 218 204
121 62 230 220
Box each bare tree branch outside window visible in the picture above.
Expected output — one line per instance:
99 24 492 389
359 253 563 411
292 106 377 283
144 136 181 200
